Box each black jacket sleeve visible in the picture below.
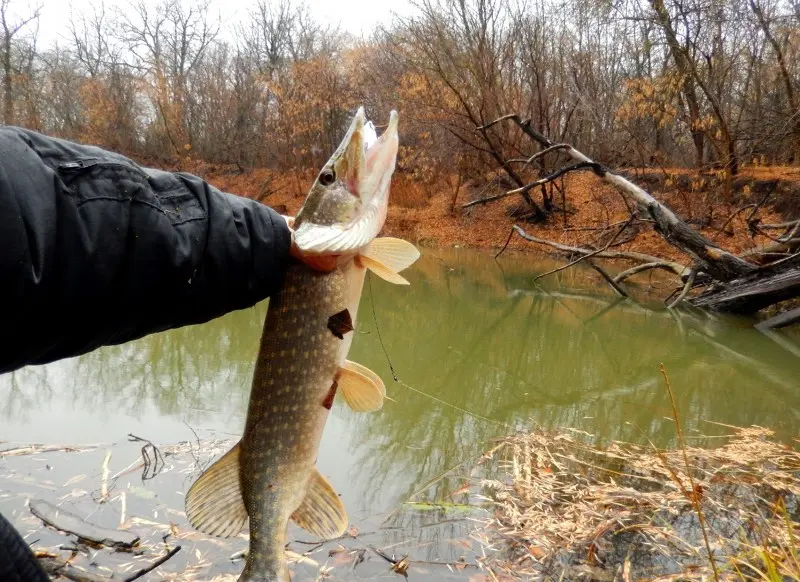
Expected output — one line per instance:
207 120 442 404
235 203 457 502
0 511 49 582
0 126 292 374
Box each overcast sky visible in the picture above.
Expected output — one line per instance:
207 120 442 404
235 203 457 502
25 0 414 46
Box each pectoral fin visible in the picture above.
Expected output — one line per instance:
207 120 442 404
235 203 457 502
291 468 347 539
358 237 420 285
337 360 385 412
185 442 248 538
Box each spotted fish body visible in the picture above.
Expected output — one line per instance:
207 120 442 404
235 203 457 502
185 108 419 581
239 260 363 581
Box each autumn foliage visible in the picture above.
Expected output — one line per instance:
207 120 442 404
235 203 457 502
1 0 799 189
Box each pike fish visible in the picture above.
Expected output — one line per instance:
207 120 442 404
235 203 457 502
184 108 419 581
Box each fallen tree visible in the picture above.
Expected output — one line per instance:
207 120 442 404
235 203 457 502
473 114 800 320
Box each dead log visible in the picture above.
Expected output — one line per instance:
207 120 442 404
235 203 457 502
29 499 139 549
755 306 800 330
690 262 800 313
38 557 111 582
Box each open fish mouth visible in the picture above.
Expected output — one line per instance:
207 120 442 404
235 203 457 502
293 108 400 255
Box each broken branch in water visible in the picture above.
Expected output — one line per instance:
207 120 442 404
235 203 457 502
37 545 182 582
587 260 629 298
0 443 100 457
122 545 181 582
511 225 689 277
666 269 698 309
533 218 634 283
755 306 800 330
29 499 140 549
38 557 111 582
127 433 165 481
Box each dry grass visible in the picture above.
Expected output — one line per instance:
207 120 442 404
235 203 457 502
472 426 800 581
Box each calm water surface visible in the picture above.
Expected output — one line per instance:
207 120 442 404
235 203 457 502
2 248 799 579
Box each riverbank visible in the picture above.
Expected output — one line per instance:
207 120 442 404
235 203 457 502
183 161 800 264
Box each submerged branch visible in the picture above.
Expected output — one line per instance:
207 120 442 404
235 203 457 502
29 499 140 549
755 306 800 330
533 218 633 282
38 558 110 582
587 259 630 298
667 269 697 309
512 225 689 277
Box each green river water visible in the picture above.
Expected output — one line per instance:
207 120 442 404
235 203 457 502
1 247 799 580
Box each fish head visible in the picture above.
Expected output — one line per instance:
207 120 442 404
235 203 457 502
293 107 399 256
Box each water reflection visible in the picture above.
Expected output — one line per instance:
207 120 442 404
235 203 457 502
2 248 799 515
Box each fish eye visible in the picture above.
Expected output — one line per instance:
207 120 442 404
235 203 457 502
319 169 336 186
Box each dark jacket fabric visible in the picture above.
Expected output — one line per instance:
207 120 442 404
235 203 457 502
0 511 49 582
0 126 291 373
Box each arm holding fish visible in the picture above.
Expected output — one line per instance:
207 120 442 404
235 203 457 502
0 125 300 373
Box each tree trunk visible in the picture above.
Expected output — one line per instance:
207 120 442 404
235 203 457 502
2 37 12 125
649 0 705 170
749 0 800 163
691 262 800 313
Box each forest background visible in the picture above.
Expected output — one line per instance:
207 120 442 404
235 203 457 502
3 0 800 257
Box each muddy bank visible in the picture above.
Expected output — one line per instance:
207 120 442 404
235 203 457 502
474 425 800 581
178 161 799 268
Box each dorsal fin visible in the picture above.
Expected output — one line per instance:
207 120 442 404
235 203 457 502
185 442 248 538
358 237 420 285
337 360 385 412
290 468 347 539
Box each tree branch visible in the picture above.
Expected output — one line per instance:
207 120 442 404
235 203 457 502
613 262 683 283
507 143 571 170
512 225 689 277
667 269 697 308
462 162 600 208
479 114 757 282
587 259 630 298
533 218 633 282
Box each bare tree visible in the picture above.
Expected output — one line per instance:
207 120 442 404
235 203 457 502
749 0 800 163
1 0 40 124
69 3 115 78
117 0 218 155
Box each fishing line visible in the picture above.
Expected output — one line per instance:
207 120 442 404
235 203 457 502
367 273 511 431
367 273 398 382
